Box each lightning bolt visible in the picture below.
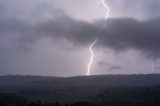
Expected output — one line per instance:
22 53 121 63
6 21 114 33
101 0 110 25
86 0 110 76
87 39 97 76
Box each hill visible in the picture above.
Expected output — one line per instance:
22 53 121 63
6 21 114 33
0 74 160 104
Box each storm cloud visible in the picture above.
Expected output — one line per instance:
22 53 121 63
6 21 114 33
0 0 160 75
5 17 160 58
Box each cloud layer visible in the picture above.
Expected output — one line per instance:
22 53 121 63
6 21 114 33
8 17 160 58
0 0 160 75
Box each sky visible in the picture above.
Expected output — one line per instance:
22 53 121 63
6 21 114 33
0 0 160 76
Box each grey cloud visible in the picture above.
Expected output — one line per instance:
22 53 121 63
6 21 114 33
107 0 160 20
1 0 160 76
29 17 160 59
1 16 160 59
97 61 123 72
108 66 123 72
0 0 65 23
51 0 160 21
98 61 111 67
1 0 160 58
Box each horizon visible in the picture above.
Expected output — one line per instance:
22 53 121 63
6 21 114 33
1 73 160 78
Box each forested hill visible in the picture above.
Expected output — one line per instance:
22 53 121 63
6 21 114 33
0 74 160 87
1 74 160 105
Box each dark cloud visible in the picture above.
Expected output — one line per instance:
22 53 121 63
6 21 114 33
1 0 160 58
26 17 160 59
97 61 123 72
98 61 111 66
108 66 123 72
1 15 160 59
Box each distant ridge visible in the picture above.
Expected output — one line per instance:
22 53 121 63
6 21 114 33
1 74 160 87
1 74 160 103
